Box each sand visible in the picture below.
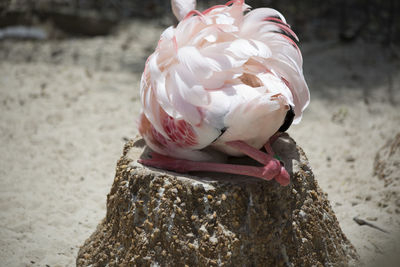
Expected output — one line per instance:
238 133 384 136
0 20 399 266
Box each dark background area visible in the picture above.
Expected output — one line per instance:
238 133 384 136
1 0 399 44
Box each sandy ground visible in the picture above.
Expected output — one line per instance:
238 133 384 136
0 20 399 266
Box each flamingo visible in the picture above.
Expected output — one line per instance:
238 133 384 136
138 0 310 186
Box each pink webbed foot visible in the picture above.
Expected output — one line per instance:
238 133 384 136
138 138 290 186
226 139 289 186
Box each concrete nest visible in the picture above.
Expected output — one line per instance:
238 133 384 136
77 133 358 266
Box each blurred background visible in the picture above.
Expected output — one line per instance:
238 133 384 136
1 0 399 42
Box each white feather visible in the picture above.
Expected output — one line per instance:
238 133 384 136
140 0 310 159
171 0 196 21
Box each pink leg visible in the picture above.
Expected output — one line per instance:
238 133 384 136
139 152 281 182
226 140 271 165
264 132 282 156
268 132 282 145
264 142 274 156
138 138 289 186
226 139 289 185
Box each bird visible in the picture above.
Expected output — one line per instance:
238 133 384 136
138 0 310 186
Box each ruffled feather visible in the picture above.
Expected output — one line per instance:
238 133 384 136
139 0 310 159
172 0 196 21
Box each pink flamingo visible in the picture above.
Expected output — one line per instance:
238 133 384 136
138 0 310 186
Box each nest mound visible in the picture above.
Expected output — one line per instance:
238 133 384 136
77 134 358 266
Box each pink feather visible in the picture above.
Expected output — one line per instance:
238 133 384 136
139 0 310 162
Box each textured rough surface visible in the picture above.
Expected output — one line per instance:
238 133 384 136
374 132 400 187
77 134 358 266
374 132 400 214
